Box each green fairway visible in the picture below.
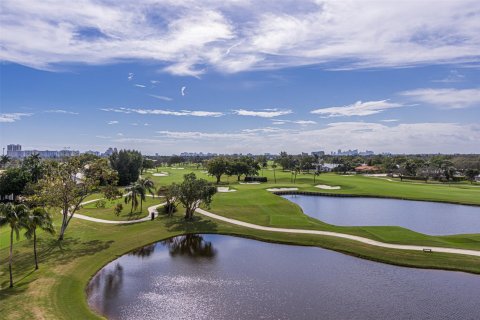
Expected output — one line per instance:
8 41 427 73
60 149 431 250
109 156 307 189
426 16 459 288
79 196 162 221
1 165 479 319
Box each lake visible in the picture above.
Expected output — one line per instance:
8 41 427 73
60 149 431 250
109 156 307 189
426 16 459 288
282 195 480 235
87 234 480 319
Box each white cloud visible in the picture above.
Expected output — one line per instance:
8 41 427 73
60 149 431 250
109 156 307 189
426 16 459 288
128 72 134 81
45 109 79 115
233 108 292 118
123 122 480 154
271 119 316 125
0 112 33 122
101 107 224 117
95 135 112 139
134 84 146 88
432 70 465 83
380 119 399 122
107 120 119 125
181 86 187 96
149 94 173 101
2 1 479 74
400 88 480 109
311 100 404 117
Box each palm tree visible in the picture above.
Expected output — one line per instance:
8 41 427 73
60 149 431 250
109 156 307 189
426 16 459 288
124 184 140 214
271 164 277 184
0 203 29 287
0 155 11 168
24 207 55 270
137 178 155 212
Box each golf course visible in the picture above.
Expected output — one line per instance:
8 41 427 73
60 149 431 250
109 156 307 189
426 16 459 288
1 166 479 319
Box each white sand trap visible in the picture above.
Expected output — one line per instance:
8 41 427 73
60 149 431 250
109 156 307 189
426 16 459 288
340 175 354 177
217 187 237 193
266 187 298 192
239 182 261 185
153 172 169 177
315 184 341 190
365 174 387 177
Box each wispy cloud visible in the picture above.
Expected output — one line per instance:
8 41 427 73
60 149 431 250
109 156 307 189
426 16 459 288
134 84 146 88
107 120 119 125
400 88 480 109
0 112 33 123
101 107 224 117
1 1 479 74
271 119 316 125
149 94 173 101
128 72 134 81
95 135 112 139
181 86 187 96
432 70 465 83
233 108 292 118
45 109 79 115
311 100 404 117
380 119 399 122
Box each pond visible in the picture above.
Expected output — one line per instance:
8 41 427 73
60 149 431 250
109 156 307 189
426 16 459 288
87 234 480 320
282 195 480 235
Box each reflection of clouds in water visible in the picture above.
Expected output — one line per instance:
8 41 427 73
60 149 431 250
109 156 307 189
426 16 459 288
122 276 250 320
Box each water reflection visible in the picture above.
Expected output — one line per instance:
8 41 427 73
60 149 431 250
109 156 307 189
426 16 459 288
87 263 124 311
162 234 216 259
129 244 156 258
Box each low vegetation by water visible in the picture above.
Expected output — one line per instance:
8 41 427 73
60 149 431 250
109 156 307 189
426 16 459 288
1 160 479 319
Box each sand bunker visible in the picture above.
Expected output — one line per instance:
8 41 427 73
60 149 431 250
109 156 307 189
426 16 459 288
266 188 299 192
239 182 261 185
217 187 237 193
315 185 341 190
152 172 169 177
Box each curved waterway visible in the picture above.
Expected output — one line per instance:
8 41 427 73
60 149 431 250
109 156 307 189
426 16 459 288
282 195 480 235
87 234 480 320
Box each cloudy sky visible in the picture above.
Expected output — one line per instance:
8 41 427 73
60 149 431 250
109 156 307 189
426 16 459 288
1 0 479 155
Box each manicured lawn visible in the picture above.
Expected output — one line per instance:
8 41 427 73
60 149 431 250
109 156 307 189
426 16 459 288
79 196 162 221
1 166 479 319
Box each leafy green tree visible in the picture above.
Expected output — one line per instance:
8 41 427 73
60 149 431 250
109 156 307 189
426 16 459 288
0 167 29 201
0 203 29 287
1 155 11 168
35 157 117 240
141 158 155 174
176 173 217 220
22 153 44 183
206 157 228 184
465 169 479 184
109 149 143 186
24 207 55 270
157 184 179 216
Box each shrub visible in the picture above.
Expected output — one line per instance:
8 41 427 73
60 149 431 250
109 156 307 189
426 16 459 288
244 176 267 183
95 199 106 208
113 203 123 216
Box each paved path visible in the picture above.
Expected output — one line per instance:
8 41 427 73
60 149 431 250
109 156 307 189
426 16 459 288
73 197 480 257
72 196 165 224
196 208 480 257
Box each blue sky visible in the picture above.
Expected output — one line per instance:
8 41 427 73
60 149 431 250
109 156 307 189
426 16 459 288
1 0 479 155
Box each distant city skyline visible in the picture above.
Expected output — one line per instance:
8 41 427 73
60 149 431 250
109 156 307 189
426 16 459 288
1 1 479 154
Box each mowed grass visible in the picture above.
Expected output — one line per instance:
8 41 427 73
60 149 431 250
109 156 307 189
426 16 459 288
1 165 479 319
80 196 162 221
1 208 479 320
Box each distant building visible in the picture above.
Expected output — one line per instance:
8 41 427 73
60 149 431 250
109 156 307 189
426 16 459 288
311 151 325 157
6 144 79 159
103 147 117 157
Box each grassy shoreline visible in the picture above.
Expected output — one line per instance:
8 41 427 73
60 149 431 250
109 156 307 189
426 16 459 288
1 169 479 319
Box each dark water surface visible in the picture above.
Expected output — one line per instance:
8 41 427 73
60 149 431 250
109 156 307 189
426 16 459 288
87 234 480 320
282 195 480 235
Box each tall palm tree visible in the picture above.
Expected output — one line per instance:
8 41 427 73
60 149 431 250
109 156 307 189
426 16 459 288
124 184 140 214
24 207 55 270
0 203 29 287
271 164 277 184
137 178 155 212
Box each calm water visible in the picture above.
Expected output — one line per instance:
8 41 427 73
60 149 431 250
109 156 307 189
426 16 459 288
87 234 480 320
282 195 480 235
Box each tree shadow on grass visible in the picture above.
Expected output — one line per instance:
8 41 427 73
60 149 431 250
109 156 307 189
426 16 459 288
38 238 114 265
163 215 218 233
